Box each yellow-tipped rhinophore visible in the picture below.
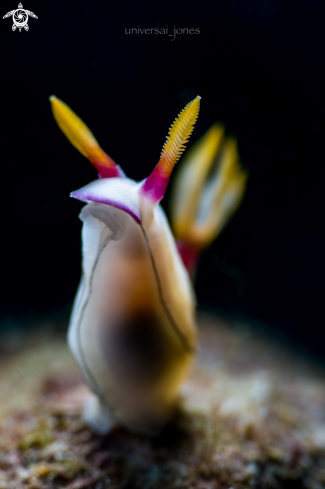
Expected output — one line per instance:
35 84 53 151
159 96 201 176
141 96 201 202
170 124 247 248
50 96 120 177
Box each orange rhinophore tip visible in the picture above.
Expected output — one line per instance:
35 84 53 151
49 96 123 178
141 96 201 202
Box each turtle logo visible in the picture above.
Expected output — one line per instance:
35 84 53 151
3 3 38 32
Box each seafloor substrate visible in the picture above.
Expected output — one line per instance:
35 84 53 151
0 314 324 489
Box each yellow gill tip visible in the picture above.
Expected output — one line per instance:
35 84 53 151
170 121 224 240
188 137 247 246
170 123 247 247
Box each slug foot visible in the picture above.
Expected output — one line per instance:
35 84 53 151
83 394 116 435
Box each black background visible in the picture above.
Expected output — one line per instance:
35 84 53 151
1 0 324 357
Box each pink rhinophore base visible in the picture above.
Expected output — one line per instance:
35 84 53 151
96 165 125 179
140 166 170 203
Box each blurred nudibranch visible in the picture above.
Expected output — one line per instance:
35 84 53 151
50 95 246 434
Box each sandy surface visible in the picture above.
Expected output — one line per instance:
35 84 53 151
0 314 324 488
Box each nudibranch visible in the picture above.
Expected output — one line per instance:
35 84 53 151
50 95 200 434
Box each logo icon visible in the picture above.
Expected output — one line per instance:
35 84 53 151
3 3 38 32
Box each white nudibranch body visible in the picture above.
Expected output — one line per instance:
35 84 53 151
50 95 201 433
68 179 196 433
